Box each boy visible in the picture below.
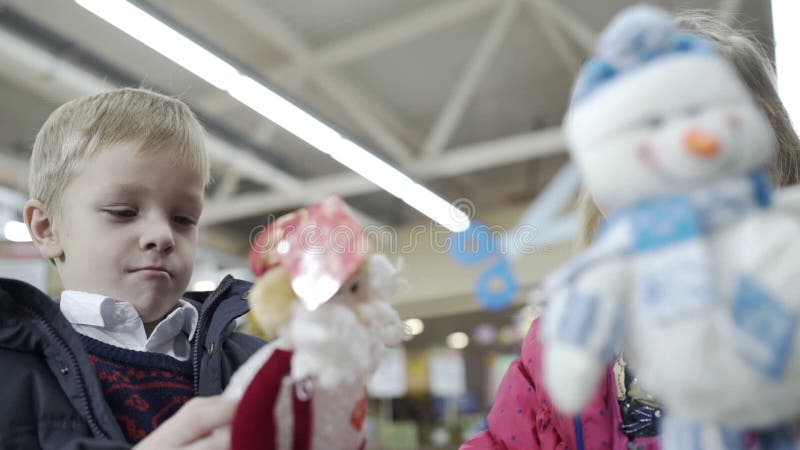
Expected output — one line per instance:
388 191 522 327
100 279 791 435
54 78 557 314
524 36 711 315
0 88 262 449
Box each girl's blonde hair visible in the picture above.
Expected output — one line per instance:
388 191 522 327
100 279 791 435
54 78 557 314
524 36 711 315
579 10 800 247
29 87 210 214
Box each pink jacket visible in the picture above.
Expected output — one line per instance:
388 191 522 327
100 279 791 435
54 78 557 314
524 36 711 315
460 319 659 450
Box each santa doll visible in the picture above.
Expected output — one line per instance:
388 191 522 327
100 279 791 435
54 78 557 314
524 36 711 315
225 196 407 450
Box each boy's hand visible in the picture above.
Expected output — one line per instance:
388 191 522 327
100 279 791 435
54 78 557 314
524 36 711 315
133 396 237 450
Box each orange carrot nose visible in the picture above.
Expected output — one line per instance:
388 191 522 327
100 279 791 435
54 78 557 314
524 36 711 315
685 129 719 158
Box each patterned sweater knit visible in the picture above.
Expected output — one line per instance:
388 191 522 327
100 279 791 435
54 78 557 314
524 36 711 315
80 335 195 443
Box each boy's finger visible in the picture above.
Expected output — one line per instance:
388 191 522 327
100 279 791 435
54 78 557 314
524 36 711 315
164 396 238 444
184 426 231 450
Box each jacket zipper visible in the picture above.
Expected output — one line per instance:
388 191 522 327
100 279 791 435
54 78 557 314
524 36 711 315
23 305 109 440
192 276 235 396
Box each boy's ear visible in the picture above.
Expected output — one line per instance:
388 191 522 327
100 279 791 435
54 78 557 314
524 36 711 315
23 199 63 260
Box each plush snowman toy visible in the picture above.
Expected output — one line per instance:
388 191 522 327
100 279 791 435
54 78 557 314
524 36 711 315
540 5 800 449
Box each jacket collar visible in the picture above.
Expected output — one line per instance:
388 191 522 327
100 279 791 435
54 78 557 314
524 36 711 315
183 275 252 350
0 275 252 351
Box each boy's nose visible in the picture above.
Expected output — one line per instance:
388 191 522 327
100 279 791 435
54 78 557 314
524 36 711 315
140 221 175 253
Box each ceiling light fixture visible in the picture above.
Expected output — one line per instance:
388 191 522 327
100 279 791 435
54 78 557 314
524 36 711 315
446 331 469 349
404 318 425 336
75 0 470 232
3 220 32 242
772 0 800 130
191 280 217 291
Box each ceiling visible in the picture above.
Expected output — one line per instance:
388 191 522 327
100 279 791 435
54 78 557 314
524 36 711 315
0 0 774 260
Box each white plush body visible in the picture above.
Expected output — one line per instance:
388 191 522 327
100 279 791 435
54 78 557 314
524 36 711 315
541 6 800 448
633 211 800 426
544 209 800 426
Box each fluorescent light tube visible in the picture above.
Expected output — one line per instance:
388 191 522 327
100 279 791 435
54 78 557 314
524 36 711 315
76 0 471 232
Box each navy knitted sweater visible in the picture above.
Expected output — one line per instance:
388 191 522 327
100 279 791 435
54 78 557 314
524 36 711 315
80 335 195 443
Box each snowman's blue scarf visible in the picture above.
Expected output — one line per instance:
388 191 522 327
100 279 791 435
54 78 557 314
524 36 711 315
604 170 771 253
543 170 772 322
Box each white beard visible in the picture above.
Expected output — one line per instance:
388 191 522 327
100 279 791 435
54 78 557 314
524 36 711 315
287 301 372 388
283 254 408 389
286 299 406 389
361 254 409 349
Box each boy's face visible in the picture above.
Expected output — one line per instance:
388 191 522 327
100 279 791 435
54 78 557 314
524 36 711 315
52 141 204 324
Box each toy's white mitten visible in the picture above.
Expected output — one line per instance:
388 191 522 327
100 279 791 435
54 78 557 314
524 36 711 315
541 258 627 413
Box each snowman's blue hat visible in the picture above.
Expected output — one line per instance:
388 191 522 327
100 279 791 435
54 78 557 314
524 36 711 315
570 4 715 104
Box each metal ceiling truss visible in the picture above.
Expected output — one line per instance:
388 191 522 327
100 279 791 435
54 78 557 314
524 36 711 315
0 0 605 226
199 0 595 224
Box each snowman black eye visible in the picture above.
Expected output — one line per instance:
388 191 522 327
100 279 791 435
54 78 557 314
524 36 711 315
685 105 702 116
645 116 663 128
350 282 360 294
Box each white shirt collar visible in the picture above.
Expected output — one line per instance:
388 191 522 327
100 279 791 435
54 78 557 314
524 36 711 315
59 290 199 358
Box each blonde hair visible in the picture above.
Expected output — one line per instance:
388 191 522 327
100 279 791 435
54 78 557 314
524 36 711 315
579 10 800 247
29 87 210 214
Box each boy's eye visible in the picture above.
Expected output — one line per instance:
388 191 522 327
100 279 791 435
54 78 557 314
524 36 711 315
174 216 197 227
103 208 137 219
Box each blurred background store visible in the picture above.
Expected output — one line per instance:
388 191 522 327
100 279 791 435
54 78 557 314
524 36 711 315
0 0 784 448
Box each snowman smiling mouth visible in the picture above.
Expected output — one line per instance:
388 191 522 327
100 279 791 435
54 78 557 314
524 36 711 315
636 139 734 184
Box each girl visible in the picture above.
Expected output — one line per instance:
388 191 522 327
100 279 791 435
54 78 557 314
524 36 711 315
460 10 800 450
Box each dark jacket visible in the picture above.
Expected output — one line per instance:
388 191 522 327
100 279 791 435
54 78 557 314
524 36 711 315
0 275 264 450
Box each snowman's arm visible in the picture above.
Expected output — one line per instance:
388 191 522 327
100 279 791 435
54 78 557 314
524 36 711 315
742 190 800 307
772 185 800 216
540 257 627 415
